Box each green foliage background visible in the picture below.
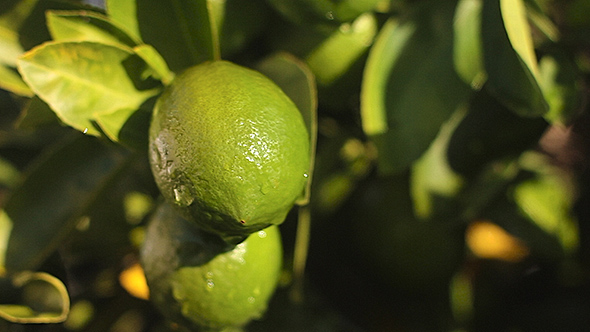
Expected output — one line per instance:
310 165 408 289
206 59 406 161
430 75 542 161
1 0 590 331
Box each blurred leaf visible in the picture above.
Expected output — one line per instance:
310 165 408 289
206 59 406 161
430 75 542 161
0 65 32 97
306 13 377 86
0 0 36 96
525 0 560 42
46 10 140 47
218 0 271 58
411 108 465 220
266 0 380 27
458 159 520 221
0 210 12 270
106 0 140 40
0 157 19 189
514 152 579 253
3 134 131 271
361 1 471 174
538 52 584 125
14 96 58 130
0 271 69 323
133 0 220 72
482 0 548 117
0 0 37 66
18 0 100 50
133 44 174 85
480 183 566 262
447 88 548 177
257 52 318 205
360 17 410 136
17 41 160 137
453 0 486 88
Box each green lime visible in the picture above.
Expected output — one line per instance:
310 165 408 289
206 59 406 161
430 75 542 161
149 60 310 243
141 203 283 331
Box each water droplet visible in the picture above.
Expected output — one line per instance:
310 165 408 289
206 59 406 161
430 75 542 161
325 11 334 20
173 184 194 207
247 297 256 304
83 128 88 134
206 279 215 289
206 271 213 278
303 173 309 178
257 230 267 239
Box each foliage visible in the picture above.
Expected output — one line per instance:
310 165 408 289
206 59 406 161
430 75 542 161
1 0 590 331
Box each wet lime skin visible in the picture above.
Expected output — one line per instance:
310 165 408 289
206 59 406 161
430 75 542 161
141 203 283 330
149 60 310 243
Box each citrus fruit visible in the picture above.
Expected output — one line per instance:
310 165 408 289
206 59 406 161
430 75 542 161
149 60 310 243
141 202 283 330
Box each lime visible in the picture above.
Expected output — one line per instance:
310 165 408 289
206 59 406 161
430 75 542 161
149 60 310 243
141 203 283 330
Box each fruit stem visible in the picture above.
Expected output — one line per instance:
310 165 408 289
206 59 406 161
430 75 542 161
290 204 311 304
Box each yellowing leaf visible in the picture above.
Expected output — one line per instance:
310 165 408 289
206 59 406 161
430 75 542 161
17 41 159 136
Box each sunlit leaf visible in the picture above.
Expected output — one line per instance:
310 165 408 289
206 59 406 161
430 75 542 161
133 43 174 85
411 108 465 219
0 271 69 323
306 13 377 86
0 0 37 66
361 2 471 174
46 10 140 47
3 134 131 271
18 0 99 50
538 52 584 125
257 52 318 205
0 65 32 96
106 0 140 40
17 41 160 137
453 0 486 88
514 152 579 254
482 0 548 117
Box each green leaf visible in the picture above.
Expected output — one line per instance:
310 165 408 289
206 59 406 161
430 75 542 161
14 96 58 130
0 271 69 324
106 0 140 40
446 88 548 177
306 13 377 86
0 64 33 97
18 0 100 51
46 10 140 47
538 52 584 125
360 17 410 136
411 109 465 220
133 0 220 71
2 134 131 272
514 152 579 254
360 1 471 174
481 0 548 117
453 0 486 88
17 41 160 137
133 43 174 85
0 0 37 66
257 52 318 205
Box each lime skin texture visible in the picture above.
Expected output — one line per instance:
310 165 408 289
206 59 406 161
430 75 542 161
141 202 283 331
149 60 310 243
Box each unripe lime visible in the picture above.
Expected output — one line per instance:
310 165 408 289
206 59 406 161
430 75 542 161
149 60 310 243
141 203 283 330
